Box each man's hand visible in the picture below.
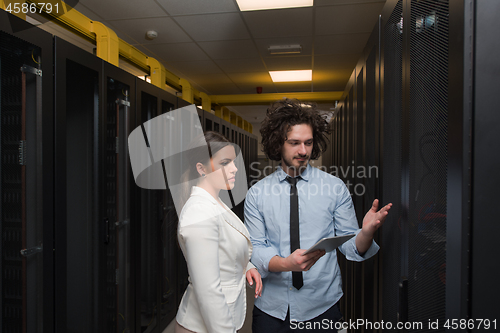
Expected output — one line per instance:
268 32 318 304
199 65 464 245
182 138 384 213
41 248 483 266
356 199 392 254
269 249 326 272
246 268 262 298
362 199 392 235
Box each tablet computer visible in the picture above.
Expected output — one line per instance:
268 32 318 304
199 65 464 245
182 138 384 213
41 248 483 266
302 234 356 255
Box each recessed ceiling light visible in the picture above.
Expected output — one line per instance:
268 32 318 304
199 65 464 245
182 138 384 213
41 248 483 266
236 0 313 11
268 44 302 55
269 70 312 82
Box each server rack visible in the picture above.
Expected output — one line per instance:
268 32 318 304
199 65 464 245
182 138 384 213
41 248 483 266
329 0 500 331
0 13 54 333
204 110 220 133
53 36 104 333
1 11 258 333
135 78 163 333
220 118 232 140
102 62 137 333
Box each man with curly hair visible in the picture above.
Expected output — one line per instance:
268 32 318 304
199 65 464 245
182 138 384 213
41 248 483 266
244 98 392 332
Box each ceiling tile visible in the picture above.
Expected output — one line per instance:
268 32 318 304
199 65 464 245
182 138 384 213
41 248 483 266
198 40 259 59
187 73 241 94
204 84 243 95
263 56 312 71
194 73 233 85
314 54 358 71
226 72 276 94
145 43 210 62
314 33 370 55
254 36 313 57
173 13 250 42
156 0 238 16
78 0 167 20
315 3 385 35
168 61 223 77
73 3 105 21
215 58 267 73
107 17 191 44
242 7 313 38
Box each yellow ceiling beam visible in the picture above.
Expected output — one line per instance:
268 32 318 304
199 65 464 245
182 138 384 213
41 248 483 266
210 92 343 105
24 2 195 93
90 21 119 67
179 78 194 104
199 92 211 112
229 111 238 126
146 57 166 89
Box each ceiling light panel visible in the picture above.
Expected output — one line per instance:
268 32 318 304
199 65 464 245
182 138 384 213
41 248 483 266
236 0 313 11
269 70 312 82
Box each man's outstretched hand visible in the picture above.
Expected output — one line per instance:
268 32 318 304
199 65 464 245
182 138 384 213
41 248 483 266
356 199 392 254
362 199 392 235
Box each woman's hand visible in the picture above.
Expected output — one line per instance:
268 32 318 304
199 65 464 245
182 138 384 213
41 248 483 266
246 268 262 298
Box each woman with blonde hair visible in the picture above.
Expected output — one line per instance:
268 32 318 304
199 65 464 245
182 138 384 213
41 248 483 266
175 131 262 333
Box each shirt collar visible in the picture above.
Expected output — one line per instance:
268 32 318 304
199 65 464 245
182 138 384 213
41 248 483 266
276 162 311 182
190 186 218 205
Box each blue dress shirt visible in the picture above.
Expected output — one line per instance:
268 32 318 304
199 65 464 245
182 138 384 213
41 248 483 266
244 163 379 322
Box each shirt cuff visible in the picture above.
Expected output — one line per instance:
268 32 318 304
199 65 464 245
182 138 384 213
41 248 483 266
251 247 280 279
347 230 380 261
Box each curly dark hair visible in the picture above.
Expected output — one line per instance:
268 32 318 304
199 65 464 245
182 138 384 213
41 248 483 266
260 98 331 161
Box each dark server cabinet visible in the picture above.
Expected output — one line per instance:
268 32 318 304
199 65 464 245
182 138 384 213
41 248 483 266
53 37 104 333
158 89 179 330
220 118 231 140
204 110 220 133
135 80 161 333
331 0 500 331
0 13 54 333
101 63 136 333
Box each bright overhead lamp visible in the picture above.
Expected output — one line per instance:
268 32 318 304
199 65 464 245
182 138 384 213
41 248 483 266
269 70 312 82
268 44 302 55
236 0 313 11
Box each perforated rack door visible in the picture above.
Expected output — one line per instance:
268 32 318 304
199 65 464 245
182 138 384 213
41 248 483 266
381 0 404 325
1 31 43 333
407 0 449 328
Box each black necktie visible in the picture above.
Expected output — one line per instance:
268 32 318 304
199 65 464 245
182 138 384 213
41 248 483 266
286 176 303 290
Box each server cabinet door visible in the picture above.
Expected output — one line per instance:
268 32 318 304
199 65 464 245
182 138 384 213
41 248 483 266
159 99 178 327
104 77 133 333
58 58 101 333
138 90 161 333
1 31 44 333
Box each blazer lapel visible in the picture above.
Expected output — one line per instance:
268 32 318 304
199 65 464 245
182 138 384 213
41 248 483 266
190 187 251 243
220 203 251 243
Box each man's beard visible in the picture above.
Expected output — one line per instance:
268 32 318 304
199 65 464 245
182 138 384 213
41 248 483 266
282 155 309 174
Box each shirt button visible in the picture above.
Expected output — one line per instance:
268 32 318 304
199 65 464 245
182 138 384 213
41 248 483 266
290 288 293 290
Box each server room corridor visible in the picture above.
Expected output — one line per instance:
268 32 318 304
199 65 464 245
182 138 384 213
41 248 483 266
1 0 499 332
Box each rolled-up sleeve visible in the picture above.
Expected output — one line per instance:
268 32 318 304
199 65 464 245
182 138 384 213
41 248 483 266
244 186 279 279
334 182 380 261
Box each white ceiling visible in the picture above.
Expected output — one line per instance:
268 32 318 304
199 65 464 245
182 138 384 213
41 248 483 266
69 0 386 124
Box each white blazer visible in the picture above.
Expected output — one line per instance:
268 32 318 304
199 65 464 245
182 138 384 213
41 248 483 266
176 186 255 333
